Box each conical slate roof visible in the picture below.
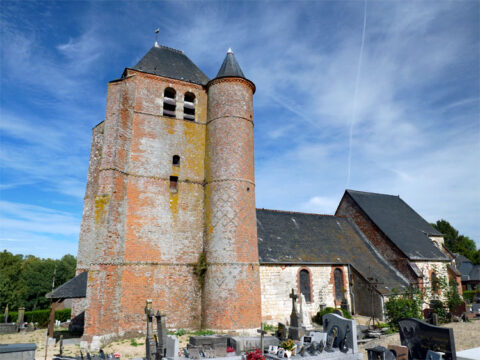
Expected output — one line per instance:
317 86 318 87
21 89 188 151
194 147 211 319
131 44 209 85
215 49 246 79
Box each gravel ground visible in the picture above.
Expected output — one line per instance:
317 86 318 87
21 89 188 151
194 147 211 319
1 320 479 359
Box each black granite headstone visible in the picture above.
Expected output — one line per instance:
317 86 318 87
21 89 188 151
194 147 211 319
398 318 456 360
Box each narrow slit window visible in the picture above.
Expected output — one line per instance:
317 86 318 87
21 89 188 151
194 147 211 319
163 88 176 118
184 92 195 121
299 269 311 302
334 268 344 302
172 155 180 166
169 176 178 192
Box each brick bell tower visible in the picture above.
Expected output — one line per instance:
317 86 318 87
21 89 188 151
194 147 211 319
75 45 261 342
203 49 262 329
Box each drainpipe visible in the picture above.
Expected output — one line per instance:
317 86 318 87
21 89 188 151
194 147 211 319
347 264 356 314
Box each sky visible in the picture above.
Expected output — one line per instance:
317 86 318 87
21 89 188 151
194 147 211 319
1 1 479 259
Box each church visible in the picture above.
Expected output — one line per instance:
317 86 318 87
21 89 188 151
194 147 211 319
61 43 459 344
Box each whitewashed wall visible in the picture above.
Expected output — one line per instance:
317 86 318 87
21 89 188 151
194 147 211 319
259 264 350 324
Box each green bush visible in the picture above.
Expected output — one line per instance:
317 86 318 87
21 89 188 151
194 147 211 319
463 290 479 303
312 307 351 325
7 308 71 327
446 280 463 312
174 328 188 336
430 300 448 323
385 288 423 331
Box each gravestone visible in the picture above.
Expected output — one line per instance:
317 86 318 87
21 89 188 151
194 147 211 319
323 313 358 354
190 335 227 347
308 331 327 345
229 336 279 354
156 310 168 358
16 307 25 329
365 346 395 360
187 347 201 360
398 318 456 360
166 335 179 358
300 294 312 328
0 343 37 360
145 300 156 360
387 345 408 360
426 350 445 360
288 289 306 340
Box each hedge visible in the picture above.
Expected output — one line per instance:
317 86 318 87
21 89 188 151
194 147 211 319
463 290 479 303
312 307 352 325
7 308 71 327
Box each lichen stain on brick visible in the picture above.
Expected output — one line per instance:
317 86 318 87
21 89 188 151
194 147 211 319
94 194 110 224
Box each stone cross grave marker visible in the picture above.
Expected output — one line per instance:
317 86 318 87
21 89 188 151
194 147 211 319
257 323 266 353
155 310 168 358
289 288 299 327
145 300 156 360
322 313 358 354
398 318 456 360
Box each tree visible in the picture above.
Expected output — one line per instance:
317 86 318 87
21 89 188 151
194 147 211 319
0 250 27 310
0 250 77 311
432 219 479 265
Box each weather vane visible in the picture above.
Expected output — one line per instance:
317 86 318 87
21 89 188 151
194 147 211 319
154 27 160 46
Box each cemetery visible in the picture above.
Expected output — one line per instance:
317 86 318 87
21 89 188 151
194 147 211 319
1 288 480 360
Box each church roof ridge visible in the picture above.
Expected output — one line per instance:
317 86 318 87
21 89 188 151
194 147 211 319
257 208 343 218
154 44 185 54
130 45 209 85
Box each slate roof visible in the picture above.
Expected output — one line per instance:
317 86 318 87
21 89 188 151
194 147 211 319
216 49 246 79
256 209 409 294
130 45 209 85
46 271 87 299
343 190 449 261
455 254 480 281
469 266 480 281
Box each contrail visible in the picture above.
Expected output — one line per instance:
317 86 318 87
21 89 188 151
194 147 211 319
346 0 367 188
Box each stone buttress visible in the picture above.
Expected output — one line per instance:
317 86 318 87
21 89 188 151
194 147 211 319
203 50 262 329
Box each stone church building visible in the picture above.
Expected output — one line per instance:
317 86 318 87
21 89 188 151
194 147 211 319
64 44 459 343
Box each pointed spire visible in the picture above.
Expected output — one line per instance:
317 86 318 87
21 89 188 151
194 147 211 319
215 48 246 79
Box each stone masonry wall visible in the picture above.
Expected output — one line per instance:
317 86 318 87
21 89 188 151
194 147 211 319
80 71 208 340
260 264 350 324
414 261 449 305
203 77 262 330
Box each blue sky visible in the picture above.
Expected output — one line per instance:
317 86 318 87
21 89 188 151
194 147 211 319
1 1 479 259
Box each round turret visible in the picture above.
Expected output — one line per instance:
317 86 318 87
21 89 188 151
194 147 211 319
203 49 261 329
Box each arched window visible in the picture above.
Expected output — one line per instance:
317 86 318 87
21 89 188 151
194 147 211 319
299 269 311 302
431 272 439 295
334 268 344 302
183 92 195 121
163 88 176 118
172 155 180 166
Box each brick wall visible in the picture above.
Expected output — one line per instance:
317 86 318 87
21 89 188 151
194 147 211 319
202 77 261 330
336 193 420 284
78 71 208 340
